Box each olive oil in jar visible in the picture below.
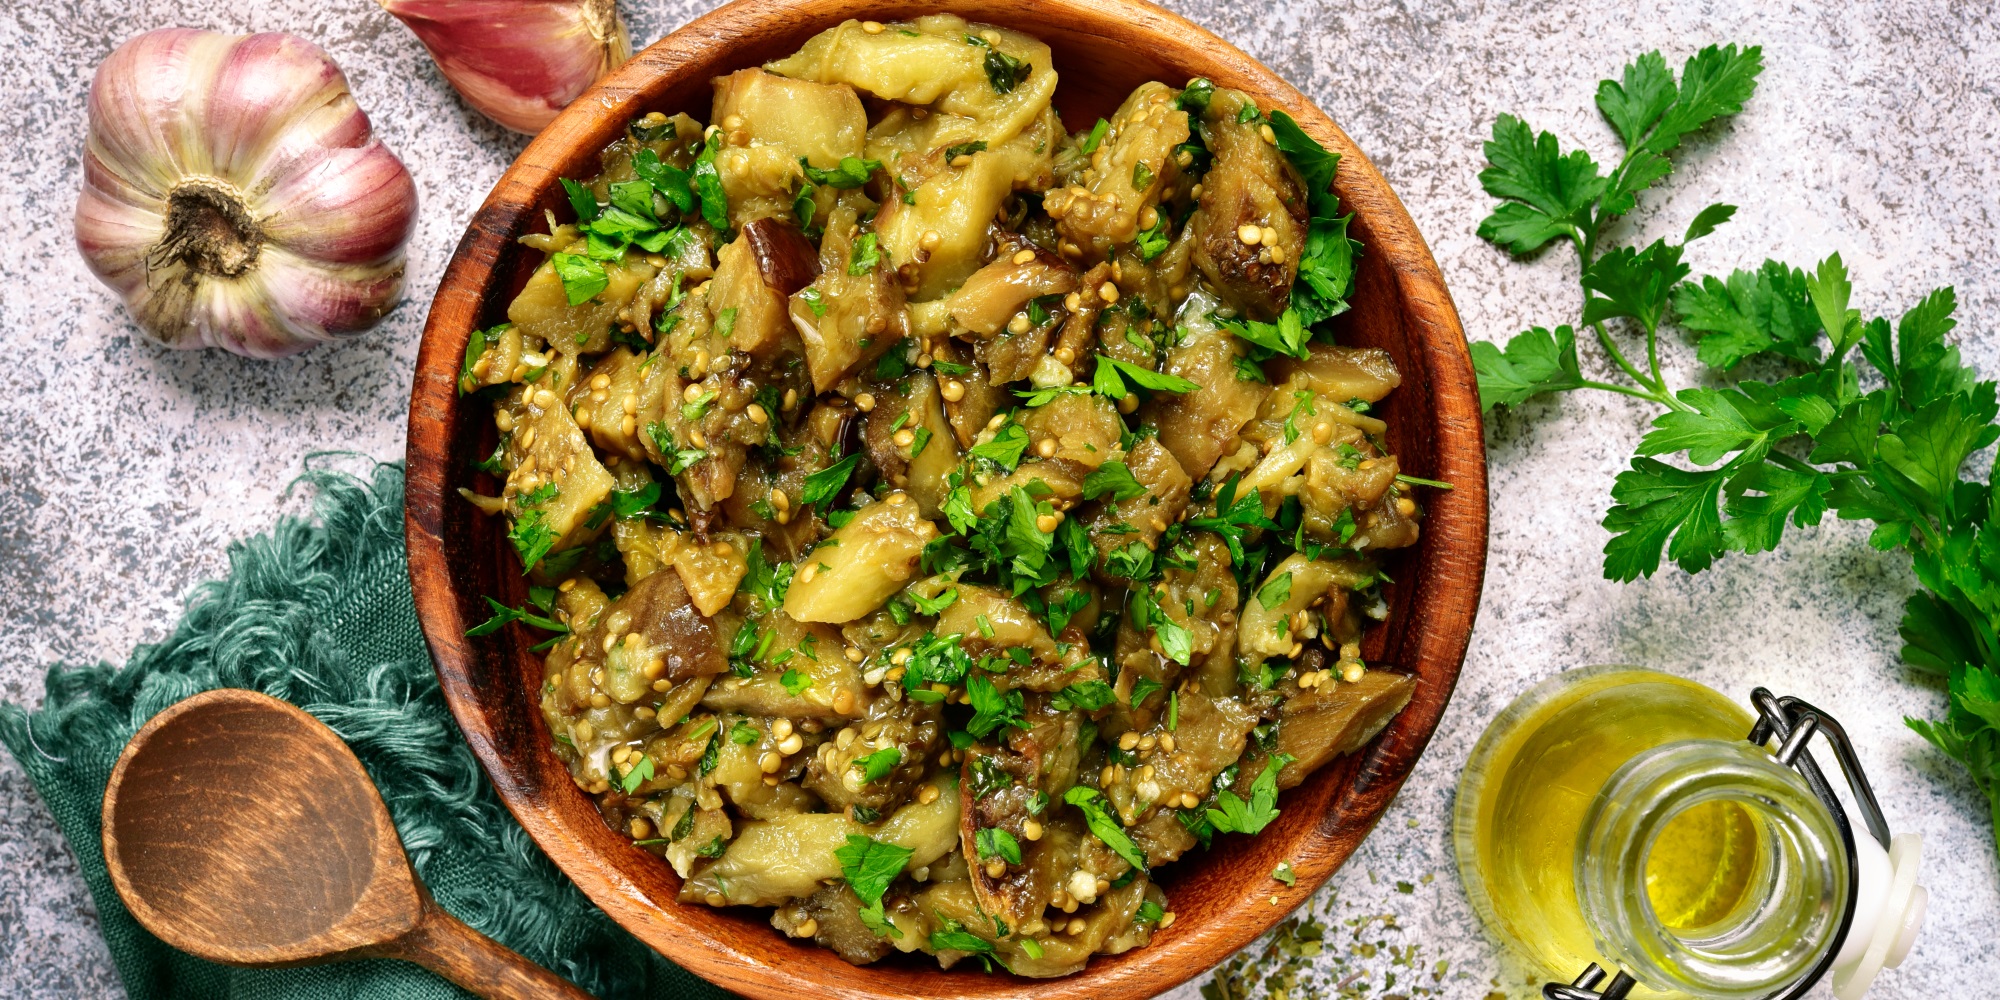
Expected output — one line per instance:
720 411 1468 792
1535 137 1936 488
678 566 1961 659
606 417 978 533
1454 667 1758 994
1457 666 1927 1000
1643 795 1759 932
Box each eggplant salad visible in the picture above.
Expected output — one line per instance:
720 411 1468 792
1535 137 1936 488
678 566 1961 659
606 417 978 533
458 14 1432 977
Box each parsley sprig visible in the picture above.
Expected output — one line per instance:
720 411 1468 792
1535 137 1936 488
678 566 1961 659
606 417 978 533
465 588 569 652
1475 44 2000 863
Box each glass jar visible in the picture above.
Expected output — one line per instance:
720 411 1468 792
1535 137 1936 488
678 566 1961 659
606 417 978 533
1453 667 1847 998
1573 738 1847 996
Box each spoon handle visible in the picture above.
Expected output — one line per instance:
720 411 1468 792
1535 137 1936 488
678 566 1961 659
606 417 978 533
380 899 598 1000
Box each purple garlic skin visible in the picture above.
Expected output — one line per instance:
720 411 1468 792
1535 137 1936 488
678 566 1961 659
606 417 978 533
380 0 632 135
74 29 418 358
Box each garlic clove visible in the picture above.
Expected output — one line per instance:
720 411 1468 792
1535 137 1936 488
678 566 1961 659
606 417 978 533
380 0 632 134
260 144 423 264
253 249 407 349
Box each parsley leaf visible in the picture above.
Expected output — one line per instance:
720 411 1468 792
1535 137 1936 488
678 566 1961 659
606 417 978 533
802 155 883 189
1134 209 1173 262
619 755 654 793
835 834 914 909
1052 680 1116 711
560 178 599 222
551 253 609 306
632 148 695 213
1177 78 1214 114
1470 325 1587 412
459 323 499 394
943 140 988 161
848 232 882 274
1064 786 1147 870
779 668 813 696
1092 355 1198 399
692 132 729 230
508 485 562 572
975 827 1022 865
740 538 795 607
1081 118 1109 154
853 746 902 782
1475 113 1606 255
1254 570 1293 610
909 587 958 615
965 673 1027 739
1081 461 1147 501
983 46 1029 94
967 422 1031 471
1206 753 1292 835
1581 238 1690 333
1217 309 1310 361
1672 259 1824 370
465 595 570 645
801 453 863 509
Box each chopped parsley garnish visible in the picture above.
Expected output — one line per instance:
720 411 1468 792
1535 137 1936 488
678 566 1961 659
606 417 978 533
691 131 729 230
909 587 958 615
1064 786 1147 870
853 746 902 782
801 452 863 509
1254 570 1294 611
681 388 717 423
739 538 795 607
508 484 561 572
465 595 570 652
1177 78 1215 114
1052 679 1116 711
801 155 883 189
966 422 1031 471
1081 461 1147 501
965 673 1028 738
835 833 913 937
551 252 609 306
1092 355 1198 399
982 46 1029 94
1206 753 1294 835
1081 118 1109 154
560 178 599 221
618 755 654 793
943 140 989 161
1129 677 1164 707
848 232 882 274
975 826 1022 864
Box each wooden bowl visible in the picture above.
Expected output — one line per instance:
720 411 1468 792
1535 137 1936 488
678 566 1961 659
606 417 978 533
404 1 1489 997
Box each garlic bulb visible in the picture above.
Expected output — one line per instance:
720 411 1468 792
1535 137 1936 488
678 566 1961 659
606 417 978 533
380 0 632 134
74 29 418 358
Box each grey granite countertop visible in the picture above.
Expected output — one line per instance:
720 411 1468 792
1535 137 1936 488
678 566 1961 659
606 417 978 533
3 1 1995 996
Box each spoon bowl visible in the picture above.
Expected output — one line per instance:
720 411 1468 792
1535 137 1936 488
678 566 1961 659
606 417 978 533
102 688 592 998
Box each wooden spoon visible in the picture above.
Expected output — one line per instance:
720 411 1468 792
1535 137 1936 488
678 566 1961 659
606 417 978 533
101 688 595 999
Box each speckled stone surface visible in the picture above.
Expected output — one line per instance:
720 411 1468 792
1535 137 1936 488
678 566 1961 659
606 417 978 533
3 1 1995 996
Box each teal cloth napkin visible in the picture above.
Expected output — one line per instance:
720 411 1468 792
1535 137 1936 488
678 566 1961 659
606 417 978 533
0 460 731 1000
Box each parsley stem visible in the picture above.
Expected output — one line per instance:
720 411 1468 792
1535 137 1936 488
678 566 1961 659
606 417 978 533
1764 451 1821 477
1589 323 1648 387
1642 318 1665 394
1587 322 1683 408
1578 379 1668 403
